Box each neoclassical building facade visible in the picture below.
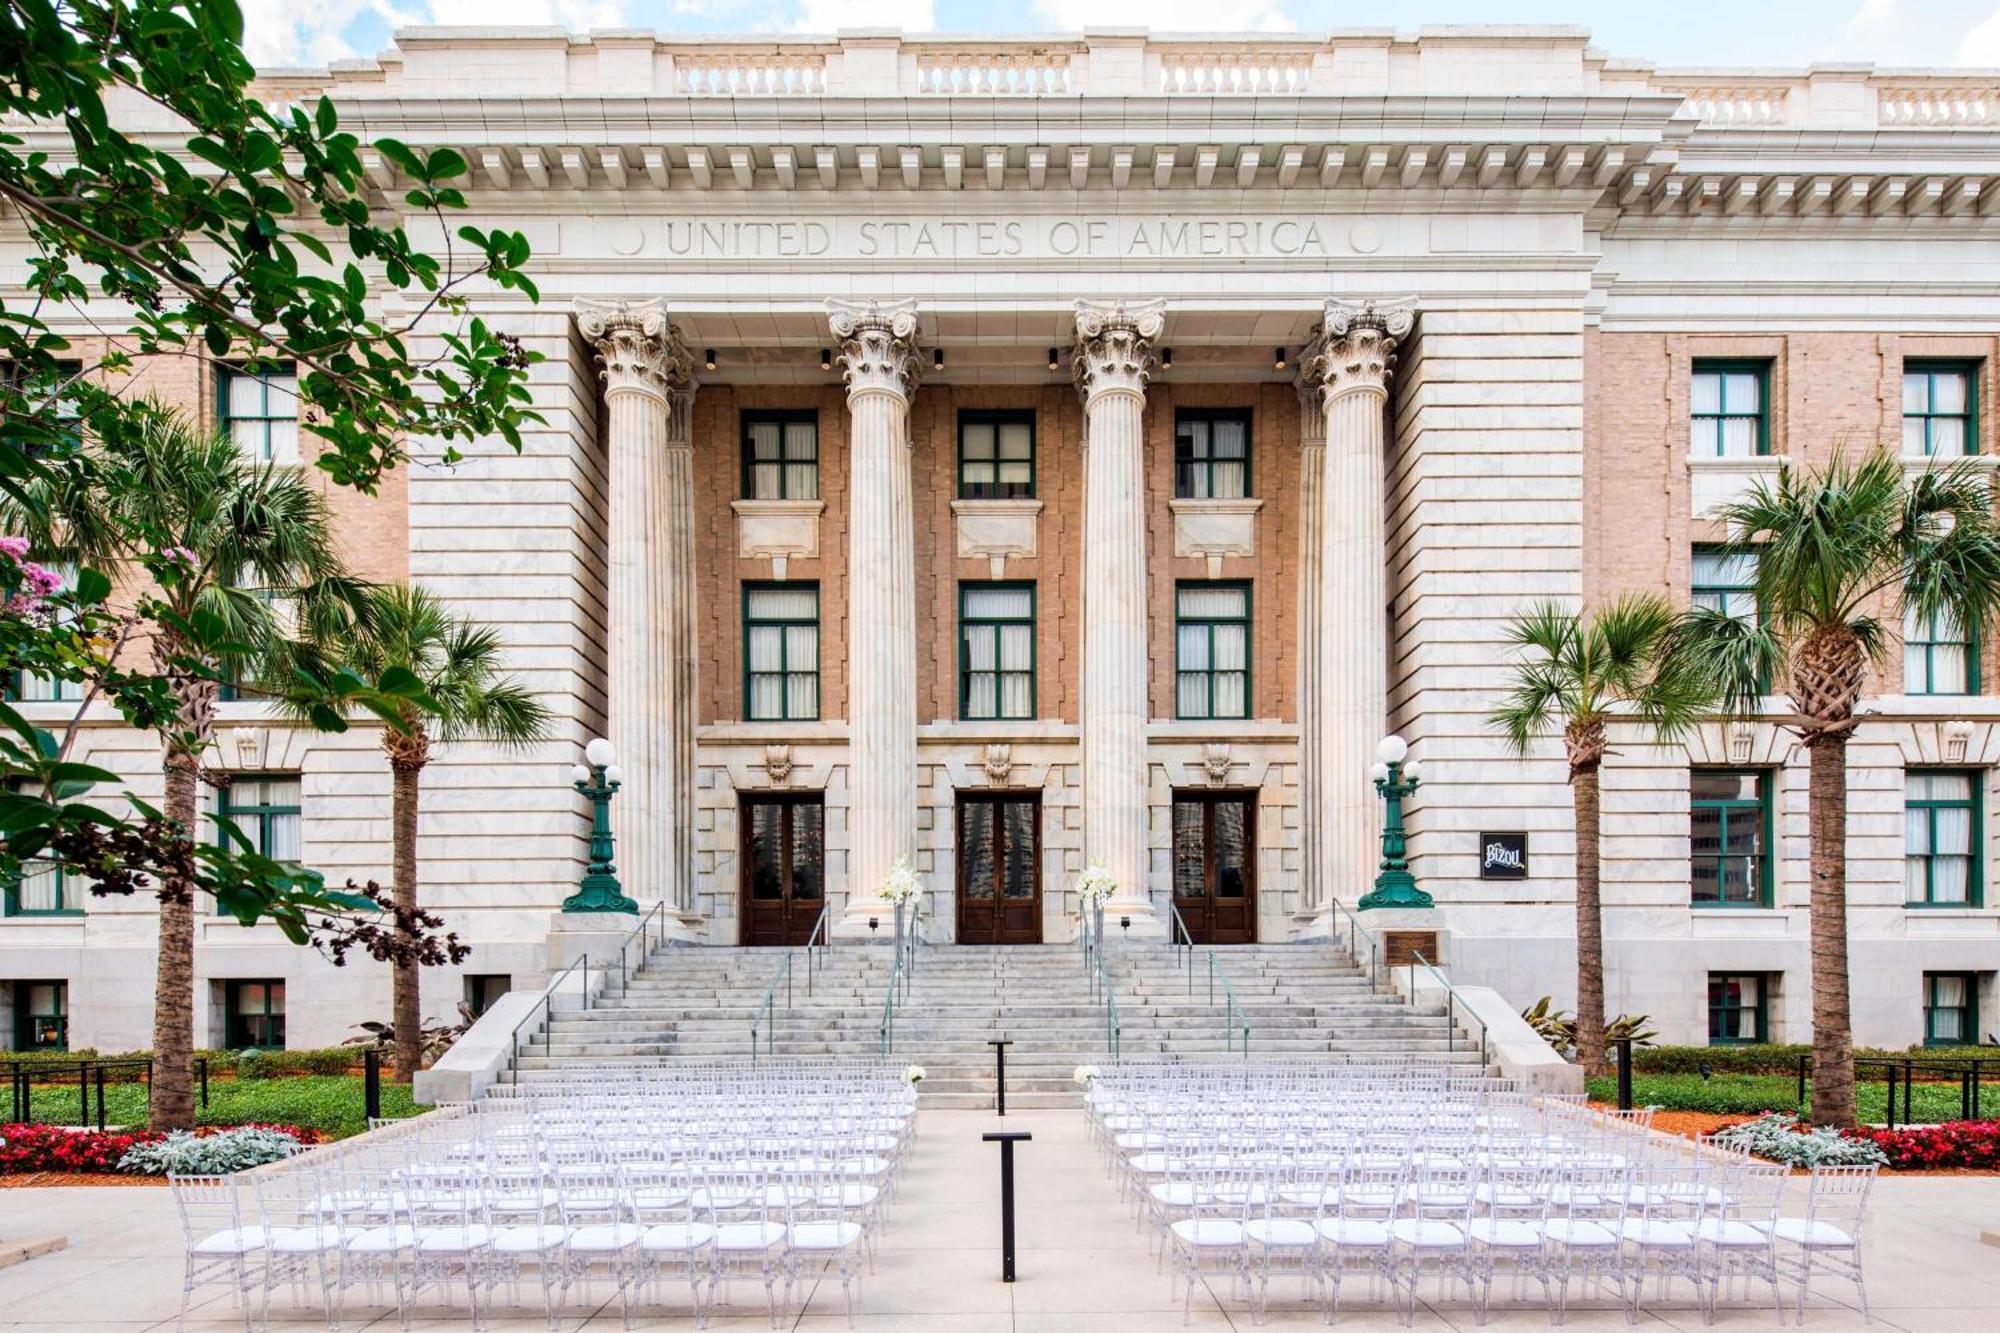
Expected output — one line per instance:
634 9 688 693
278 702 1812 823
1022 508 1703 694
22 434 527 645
5 26 2000 1052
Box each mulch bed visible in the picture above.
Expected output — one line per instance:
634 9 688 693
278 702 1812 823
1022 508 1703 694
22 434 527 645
0 1171 165 1188
1588 1102 2000 1175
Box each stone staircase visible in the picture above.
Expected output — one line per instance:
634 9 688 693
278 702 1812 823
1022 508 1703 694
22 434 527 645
503 937 1481 1109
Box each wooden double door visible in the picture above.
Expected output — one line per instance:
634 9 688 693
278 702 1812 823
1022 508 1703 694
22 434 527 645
1172 791 1257 944
740 793 825 947
956 792 1042 945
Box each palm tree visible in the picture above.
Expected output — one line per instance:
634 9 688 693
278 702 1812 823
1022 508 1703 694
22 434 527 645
1490 594 1714 1078
7 407 350 1130
295 583 549 1082
1673 452 2000 1128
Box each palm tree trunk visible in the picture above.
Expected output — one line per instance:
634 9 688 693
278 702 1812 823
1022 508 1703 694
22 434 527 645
1807 734 1858 1128
390 758 423 1083
1572 762 1608 1079
149 758 199 1132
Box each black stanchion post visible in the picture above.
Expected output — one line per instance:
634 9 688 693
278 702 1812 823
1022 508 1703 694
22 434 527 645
1885 1065 1897 1131
197 1056 209 1109
982 1131 1032 1282
988 1038 1013 1117
1797 1053 1808 1110
94 1065 106 1131
1615 1037 1634 1112
364 1047 383 1123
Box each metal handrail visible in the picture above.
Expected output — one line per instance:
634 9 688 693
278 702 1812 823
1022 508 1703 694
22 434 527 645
1080 906 1122 1060
508 954 590 1070
876 895 924 1055
750 949 796 1060
1329 897 1383 989
1167 900 1248 1054
1166 899 1194 985
1410 951 1489 1067
615 900 669 989
802 900 834 996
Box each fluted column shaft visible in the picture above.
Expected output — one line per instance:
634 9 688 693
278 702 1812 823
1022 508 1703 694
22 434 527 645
829 299 921 920
578 300 696 913
1313 299 1415 905
1074 299 1165 913
1294 354 1327 914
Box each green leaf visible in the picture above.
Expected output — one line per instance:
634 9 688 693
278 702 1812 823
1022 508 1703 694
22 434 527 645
373 138 425 177
73 566 112 604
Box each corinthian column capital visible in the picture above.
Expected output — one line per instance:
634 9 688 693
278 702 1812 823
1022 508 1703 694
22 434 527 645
578 299 693 402
1072 298 1165 404
1296 327 1329 448
1312 296 1417 402
827 298 921 402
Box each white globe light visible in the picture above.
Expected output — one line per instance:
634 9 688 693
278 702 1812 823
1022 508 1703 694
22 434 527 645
1370 762 1390 783
1376 734 1408 765
1403 759 1424 782
585 737 615 767
604 764 625 785
570 764 590 785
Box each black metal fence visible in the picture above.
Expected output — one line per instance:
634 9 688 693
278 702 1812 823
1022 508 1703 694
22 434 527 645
4 1056 210 1130
1857 1056 1988 1129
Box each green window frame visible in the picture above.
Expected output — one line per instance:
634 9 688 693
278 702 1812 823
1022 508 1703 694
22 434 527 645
1903 604 1976 696
1175 581 1252 720
218 363 299 464
225 979 286 1051
3 858 81 917
1690 769 1773 908
740 410 819 500
742 583 820 721
1174 409 1252 499
958 582 1036 721
218 564 288 703
1690 360 1770 457
1905 770 1981 907
1692 545 1759 623
12 980 67 1051
957 410 1036 500
1707 973 1771 1045
211 777 302 918
1902 361 1978 458
6 562 84 703
1922 971 1978 1047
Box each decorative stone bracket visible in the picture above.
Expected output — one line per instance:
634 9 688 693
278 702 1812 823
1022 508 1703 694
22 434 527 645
732 498 824 580
1170 497 1264 578
953 498 1042 578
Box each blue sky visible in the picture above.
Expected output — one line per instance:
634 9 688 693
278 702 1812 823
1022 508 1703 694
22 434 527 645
243 0 2000 71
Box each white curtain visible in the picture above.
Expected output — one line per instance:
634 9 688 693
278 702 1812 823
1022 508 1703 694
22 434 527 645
783 419 818 499
1207 416 1248 498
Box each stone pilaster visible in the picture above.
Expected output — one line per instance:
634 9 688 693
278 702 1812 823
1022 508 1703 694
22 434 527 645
576 299 697 919
828 297 922 925
1310 297 1415 910
1072 298 1165 918
1294 333 1328 921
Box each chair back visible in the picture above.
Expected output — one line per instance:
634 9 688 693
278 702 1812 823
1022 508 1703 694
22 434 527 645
169 1174 244 1245
1806 1162 1876 1241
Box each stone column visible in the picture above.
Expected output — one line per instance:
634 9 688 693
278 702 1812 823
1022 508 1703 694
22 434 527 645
576 300 697 919
1073 299 1166 918
1293 333 1328 922
828 298 921 925
1310 298 1415 908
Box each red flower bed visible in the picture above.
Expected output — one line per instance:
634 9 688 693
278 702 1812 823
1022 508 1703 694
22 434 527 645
1846 1119 2000 1169
0 1122 324 1174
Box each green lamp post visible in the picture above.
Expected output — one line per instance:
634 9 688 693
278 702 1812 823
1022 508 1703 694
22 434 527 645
1359 733 1434 911
563 736 638 914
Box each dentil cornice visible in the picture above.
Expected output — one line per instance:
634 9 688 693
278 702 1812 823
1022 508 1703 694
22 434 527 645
1312 297 1417 403
577 298 693 403
826 297 921 401
1072 298 1166 403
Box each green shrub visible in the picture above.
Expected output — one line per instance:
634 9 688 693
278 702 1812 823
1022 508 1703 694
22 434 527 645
1586 1072 2000 1123
1633 1043 2000 1076
232 1047 359 1080
118 1126 308 1175
11 1076 420 1140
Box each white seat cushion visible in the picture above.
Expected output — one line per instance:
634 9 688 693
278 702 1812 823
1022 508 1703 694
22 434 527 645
566 1223 643 1251
1619 1220 1694 1248
1695 1219 1769 1247
192 1227 267 1256
1466 1219 1542 1248
1542 1219 1617 1247
1170 1219 1245 1247
265 1226 338 1254
640 1223 717 1253
1390 1219 1466 1248
1771 1218 1856 1248
417 1224 492 1254
345 1225 417 1254
714 1221 786 1251
1244 1218 1316 1248
491 1225 570 1254
789 1221 863 1250
1315 1218 1390 1247
1149 1183 1198 1207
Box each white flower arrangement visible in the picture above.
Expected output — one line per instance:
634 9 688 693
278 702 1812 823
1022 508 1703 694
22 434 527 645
1075 863 1118 906
876 860 922 904
903 1064 926 1085
1072 1064 1101 1086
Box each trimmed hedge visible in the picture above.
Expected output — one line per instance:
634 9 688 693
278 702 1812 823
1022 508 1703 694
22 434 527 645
2 1046 387 1080
1586 1072 2000 1122
1633 1043 1999 1076
14 1075 421 1139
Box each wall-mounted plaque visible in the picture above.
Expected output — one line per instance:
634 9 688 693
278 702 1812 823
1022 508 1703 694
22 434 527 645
1383 930 1441 968
1479 832 1529 880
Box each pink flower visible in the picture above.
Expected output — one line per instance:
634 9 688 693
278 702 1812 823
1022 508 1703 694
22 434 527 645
159 546 197 567
0 535 30 561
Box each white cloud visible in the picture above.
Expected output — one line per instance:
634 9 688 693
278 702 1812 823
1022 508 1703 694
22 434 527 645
240 0 402 67
791 0 935 30
1026 0 1295 32
1959 4 2000 65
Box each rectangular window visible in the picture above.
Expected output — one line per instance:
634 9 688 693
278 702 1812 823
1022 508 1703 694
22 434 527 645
3 858 81 917
218 563 292 703
1923 972 1977 1047
12 981 67 1052
1176 582 1251 720
1903 362 1977 458
463 974 511 1018
225 979 286 1050
959 583 1036 720
743 583 820 721
957 410 1035 499
1707 973 1770 1045
1174 409 1252 499
1689 361 1768 458
741 411 819 500
1906 771 1981 907
1904 604 1975 696
8 562 84 702
219 365 300 464
1692 546 1759 623
212 776 303 861
1690 769 1772 907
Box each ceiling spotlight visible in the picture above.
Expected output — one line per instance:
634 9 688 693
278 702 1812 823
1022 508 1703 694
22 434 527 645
933 347 945 371
1047 347 1060 372
819 347 832 371
1274 346 1288 371
703 348 717 371
1161 346 1173 369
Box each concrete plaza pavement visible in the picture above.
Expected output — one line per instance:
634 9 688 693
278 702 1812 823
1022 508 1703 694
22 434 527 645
0 1106 1995 1331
